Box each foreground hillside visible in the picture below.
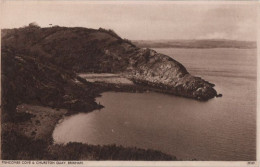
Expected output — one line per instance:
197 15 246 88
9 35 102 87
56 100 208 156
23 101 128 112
1 24 218 160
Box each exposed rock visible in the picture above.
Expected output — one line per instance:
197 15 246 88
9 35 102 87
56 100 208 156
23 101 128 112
126 48 217 100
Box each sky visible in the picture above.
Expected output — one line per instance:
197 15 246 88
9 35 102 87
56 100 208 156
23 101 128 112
0 1 258 41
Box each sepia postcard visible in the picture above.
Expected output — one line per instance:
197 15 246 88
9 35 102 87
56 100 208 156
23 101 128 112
0 0 259 167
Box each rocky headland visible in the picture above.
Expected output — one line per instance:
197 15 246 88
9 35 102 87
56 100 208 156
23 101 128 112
1 24 218 160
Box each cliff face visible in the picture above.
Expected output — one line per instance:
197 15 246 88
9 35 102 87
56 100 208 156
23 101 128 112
127 49 217 100
2 26 217 102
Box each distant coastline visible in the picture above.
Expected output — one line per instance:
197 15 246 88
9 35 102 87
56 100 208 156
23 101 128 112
133 39 256 49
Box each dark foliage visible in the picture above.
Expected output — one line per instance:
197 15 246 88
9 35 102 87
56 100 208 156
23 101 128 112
47 143 176 160
2 130 49 160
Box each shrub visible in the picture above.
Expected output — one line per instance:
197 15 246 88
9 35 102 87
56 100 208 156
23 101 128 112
98 28 122 40
28 22 40 28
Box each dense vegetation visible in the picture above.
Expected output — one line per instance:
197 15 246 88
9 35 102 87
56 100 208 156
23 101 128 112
2 25 137 73
1 39 101 122
2 129 175 160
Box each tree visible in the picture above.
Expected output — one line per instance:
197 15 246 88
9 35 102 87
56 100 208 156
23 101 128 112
28 22 40 28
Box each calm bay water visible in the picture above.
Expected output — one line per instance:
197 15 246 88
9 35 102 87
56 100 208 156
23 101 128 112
53 48 256 160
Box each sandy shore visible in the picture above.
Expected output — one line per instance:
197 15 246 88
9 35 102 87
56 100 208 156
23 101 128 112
15 104 67 140
78 73 134 85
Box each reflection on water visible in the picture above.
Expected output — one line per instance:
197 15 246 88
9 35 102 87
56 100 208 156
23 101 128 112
53 48 256 161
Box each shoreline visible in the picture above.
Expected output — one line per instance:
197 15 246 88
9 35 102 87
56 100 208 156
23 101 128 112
2 70 220 160
2 81 178 160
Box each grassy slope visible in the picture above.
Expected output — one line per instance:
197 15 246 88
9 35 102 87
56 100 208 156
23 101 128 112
2 26 136 73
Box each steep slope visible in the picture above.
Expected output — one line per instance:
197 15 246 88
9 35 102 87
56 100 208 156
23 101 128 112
1 45 101 121
127 49 217 100
2 25 218 101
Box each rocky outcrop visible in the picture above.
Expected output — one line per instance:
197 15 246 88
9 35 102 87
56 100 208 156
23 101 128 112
126 48 217 100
